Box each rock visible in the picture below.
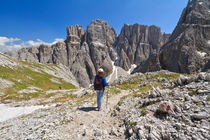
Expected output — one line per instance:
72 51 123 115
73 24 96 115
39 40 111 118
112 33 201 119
82 129 86 136
197 90 210 94
205 73 210 81
110 127 118 136
184 95 191 101
174 105 182 113
55 104 62 107
148 132 156 140
191 113 209 120
138 130 144 139
160 0 210 74
174 123 182 130
128 128 133 136
132 52 161 73
183 104 191 110
177 75 189 85
94 128 103 136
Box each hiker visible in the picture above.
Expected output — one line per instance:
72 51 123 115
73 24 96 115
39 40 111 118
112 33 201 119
93 68 109 111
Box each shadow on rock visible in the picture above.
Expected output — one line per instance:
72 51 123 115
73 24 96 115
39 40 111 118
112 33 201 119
77 107 97 112
154 110 169 120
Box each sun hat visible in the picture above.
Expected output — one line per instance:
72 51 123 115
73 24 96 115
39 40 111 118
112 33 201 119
98 68 104 72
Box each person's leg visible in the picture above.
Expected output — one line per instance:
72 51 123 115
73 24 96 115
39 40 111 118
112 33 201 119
98 90 104 110
96 90 100 109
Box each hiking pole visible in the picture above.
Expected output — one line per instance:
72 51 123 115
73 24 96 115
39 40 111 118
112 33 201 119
106 86 109 108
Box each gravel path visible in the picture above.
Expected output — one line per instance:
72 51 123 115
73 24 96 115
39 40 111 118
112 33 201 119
59 90 131 140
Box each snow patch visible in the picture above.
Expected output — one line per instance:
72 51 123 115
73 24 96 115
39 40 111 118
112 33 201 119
140 43 150 45
208 40 210 45
127 64 137 74
107 61 118 82
196 51 207 57
0 104 49 122
114 46 120 66
199 2 203 5
92 41 105 47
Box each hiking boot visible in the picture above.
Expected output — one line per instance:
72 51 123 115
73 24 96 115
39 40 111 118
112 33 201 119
96 107 101 111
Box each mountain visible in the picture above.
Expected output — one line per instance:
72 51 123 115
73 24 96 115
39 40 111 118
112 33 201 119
5 0 210 85
160 0 210 74
6 20 169 87
6 20 117 87
115 24 170 71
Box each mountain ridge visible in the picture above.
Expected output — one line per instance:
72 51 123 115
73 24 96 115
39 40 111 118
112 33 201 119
5 20 169 87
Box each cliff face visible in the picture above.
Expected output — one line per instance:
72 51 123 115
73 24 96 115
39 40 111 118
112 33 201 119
115 24 169 71
160 0 210 74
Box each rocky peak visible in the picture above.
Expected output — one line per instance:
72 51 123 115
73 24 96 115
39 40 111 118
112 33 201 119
169 0 210 41
115 24 169 71
66 25 85 50
86 19 117 48
160 0 210 74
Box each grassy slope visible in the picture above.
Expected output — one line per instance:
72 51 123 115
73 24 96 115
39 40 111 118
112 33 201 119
113 71 181 103
0 60 76 101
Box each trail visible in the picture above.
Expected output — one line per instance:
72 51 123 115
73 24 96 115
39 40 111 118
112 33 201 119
60 89 130 140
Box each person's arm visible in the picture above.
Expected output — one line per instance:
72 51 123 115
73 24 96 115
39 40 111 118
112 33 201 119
93 76 96 89
103 77 109 87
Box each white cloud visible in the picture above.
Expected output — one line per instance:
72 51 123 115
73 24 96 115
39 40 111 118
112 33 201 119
25 39 48 47
0 37 65 53
0 37 20 46
51 38 64 45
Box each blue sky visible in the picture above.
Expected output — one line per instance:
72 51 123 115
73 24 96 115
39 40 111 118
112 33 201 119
0 0 188 52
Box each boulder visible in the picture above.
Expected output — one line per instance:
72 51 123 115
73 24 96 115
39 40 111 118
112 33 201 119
191 113 209 120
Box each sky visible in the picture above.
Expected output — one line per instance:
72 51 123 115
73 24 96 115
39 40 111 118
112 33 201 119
0 0 188 52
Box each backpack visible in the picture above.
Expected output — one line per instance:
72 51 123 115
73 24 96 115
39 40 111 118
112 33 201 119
94 76 103 90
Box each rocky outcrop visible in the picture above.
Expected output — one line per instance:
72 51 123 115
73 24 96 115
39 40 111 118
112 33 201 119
160 0 210 74
6 20 116 87
65 20 117 87
114 71 210 140
132 52 161 73
5 47 39 63
86 20 117 75
115 24 169 71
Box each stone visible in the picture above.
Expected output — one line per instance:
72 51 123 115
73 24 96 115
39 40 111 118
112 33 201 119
148 132 156 140
110 127 118 136
185 95 191 101
184 104 191 110
94 128 103 136
191 113 209 120
197 90 210 94
198 73 206 80
128 128 133 136
205 73 210 81
174 123 182 130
